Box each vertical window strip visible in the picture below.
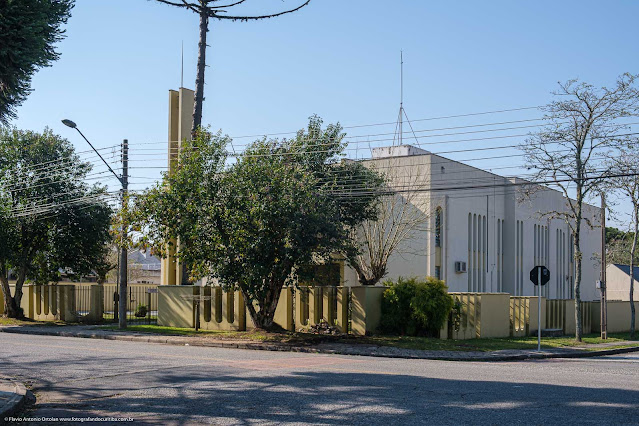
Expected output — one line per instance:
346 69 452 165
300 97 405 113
481 216 488 291
520 221 524 296
473 214 478 292
468 213 472 292
497 219 501 292
435 207 442 248
501 219 504 293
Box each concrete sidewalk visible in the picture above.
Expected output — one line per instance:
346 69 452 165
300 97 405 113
2 324 639 362
0 377 28 421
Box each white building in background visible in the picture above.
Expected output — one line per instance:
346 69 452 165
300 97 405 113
342 145 602 301
605 264 638 301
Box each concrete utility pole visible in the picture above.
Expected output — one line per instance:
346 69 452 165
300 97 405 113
61 119 129 327
119 139 129 329
601 193 607 339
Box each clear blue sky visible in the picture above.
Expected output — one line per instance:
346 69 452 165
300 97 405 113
11 0 639 226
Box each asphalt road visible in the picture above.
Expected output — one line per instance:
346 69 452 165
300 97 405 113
1 333 638 425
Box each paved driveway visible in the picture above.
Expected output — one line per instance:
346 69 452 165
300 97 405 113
1 333 638 425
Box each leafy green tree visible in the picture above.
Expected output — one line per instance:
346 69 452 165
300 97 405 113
0 128 112 318
136 117 383 329
0 0 74 125
606 227 632 245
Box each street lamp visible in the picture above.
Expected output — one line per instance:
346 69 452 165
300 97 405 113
62 119 123 186
62 119 129 330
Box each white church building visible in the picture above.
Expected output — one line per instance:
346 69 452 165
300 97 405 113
342 145 602 301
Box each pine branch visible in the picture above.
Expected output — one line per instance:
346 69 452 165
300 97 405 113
210 0 311 20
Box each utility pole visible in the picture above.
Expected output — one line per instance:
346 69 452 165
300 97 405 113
60 119 129 327
119 139 129 329
600 193 607 339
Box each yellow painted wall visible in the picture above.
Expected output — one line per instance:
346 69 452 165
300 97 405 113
158 286 198 328
199 287 246 331
351 286 385 336
441 293 512 339
591 301 639 333
274 287 294 331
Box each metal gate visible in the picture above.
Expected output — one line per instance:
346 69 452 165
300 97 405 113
103 284 158 324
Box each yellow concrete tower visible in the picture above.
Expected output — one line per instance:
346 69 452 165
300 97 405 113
161 87 195 285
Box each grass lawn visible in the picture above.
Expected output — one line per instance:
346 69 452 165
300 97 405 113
100 325 298 343
98 324 639 352
360 333 639 352
0 317 65 327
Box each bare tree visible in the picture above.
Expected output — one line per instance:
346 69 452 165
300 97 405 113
606 145 639 338
347 158 432 286
153 0 311 134
523 73 639 341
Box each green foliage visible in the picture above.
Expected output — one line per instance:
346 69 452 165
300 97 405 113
380 276 454 337
0 128 112 316
606 227 639 266
606 227 633 244
0 0 74 125
135 117 383 328
134 303 148 318
449 299 463 332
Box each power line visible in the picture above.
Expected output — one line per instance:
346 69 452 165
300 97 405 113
226 106 544 139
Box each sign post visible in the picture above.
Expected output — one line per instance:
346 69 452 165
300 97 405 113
530 265 550 351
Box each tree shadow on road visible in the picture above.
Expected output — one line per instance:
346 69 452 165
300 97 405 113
2 352 639 425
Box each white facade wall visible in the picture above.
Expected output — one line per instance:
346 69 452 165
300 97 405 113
344 147 602 301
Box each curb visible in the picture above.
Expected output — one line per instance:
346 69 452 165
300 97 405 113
0 379 28 421
2 326 639 362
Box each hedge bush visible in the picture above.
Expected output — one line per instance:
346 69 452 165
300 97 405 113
379 276 454 337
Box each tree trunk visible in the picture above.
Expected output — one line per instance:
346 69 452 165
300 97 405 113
630 205 637 339
349 258 385 286
192 4 208 136
243 280 285 330
574 229 583 342
1 274 23 319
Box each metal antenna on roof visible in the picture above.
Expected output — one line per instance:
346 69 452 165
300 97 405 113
181 40 184 88
398 50 403 146
393 51 422 148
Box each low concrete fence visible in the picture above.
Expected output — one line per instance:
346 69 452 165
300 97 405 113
591 301 639 333
7 282 637 339
0 285 78 322
200 286 246 331
158 285 384 335
509 296 546 337
440 293 511 339
1 284 105 322
546 299 593 335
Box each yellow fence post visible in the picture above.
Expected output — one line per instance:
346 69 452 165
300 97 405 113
274 287 294 331
322 287 336 325
350 286 385 336
336 287 349 334
308 287 322 326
